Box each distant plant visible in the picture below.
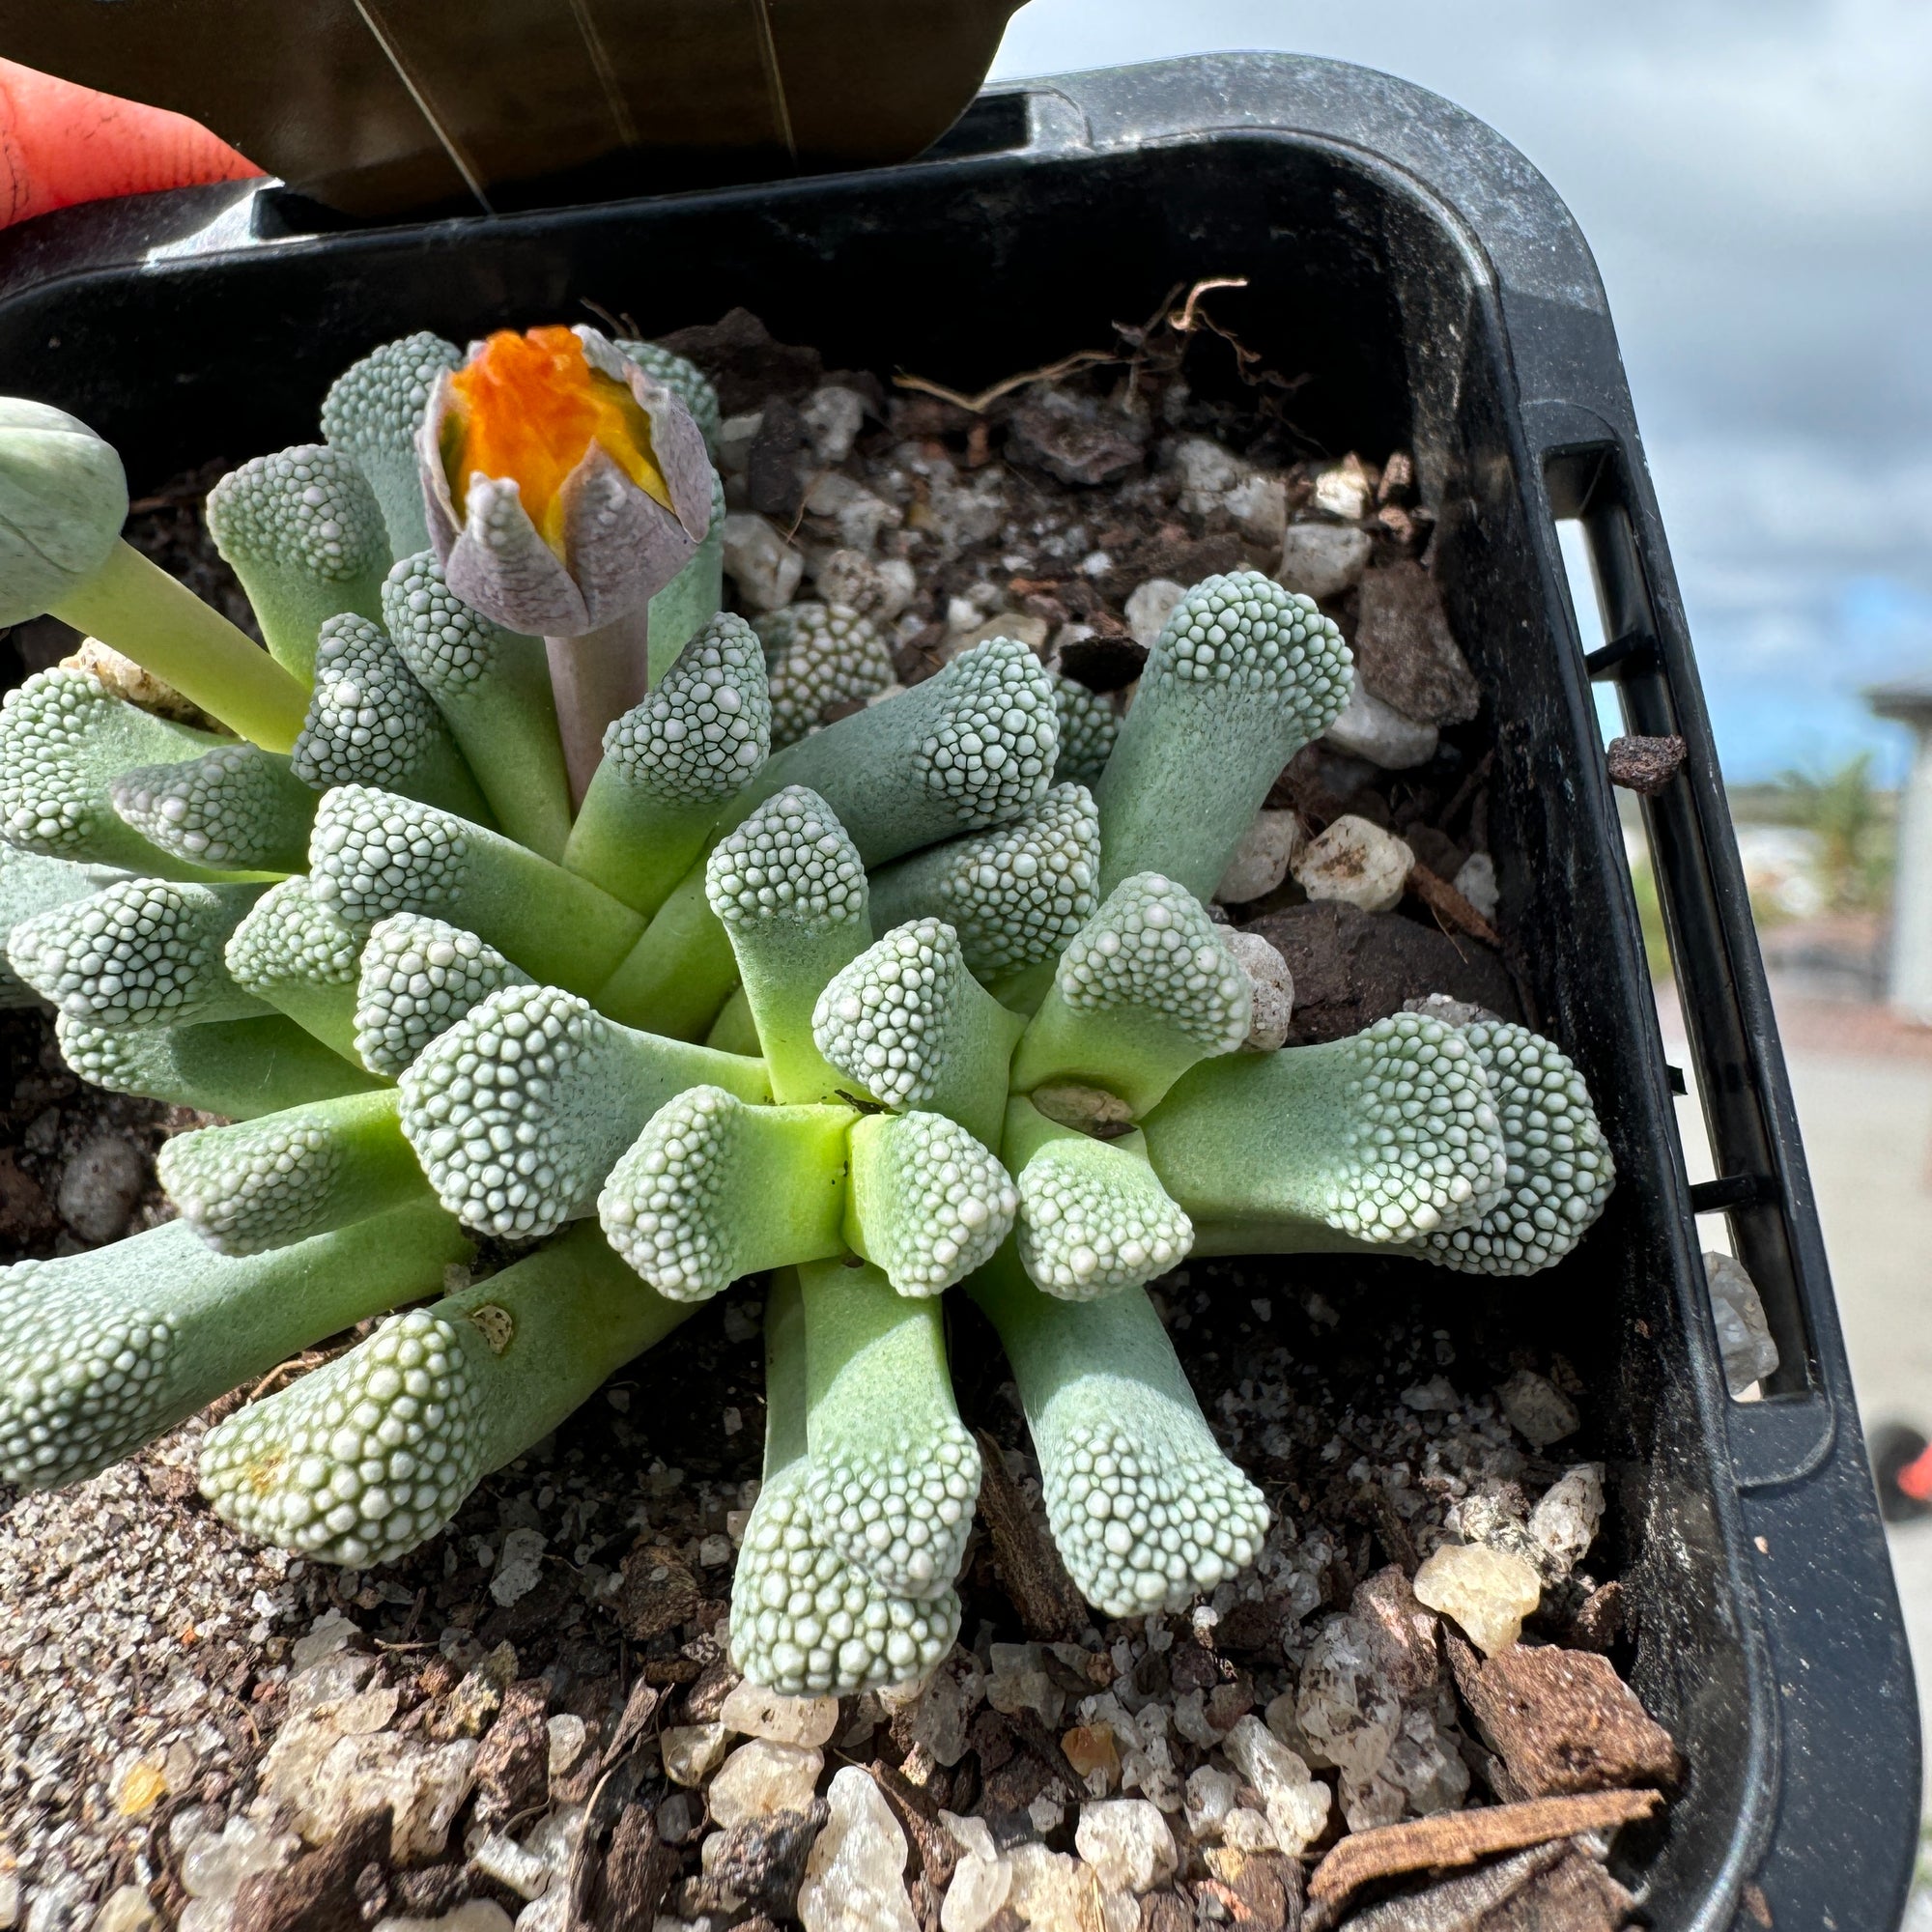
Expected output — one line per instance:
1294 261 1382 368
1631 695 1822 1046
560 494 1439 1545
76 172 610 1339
1771 753 1893 914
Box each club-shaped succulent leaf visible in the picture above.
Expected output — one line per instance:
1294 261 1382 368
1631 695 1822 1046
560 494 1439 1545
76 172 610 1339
320 331 464 559
9 876 269 1029
1 846 117 1007
706 786 871 1103
968 1243 1268 1615
740 636 1059 865
207 444 391 682
159 1089 430 1255
380 551 572 859
0 667 241 878
843 1109 1016 1296
352 913 534 1078
291 613 493 821
1095 571 1350 898
225 875 365 1058
1143 1011 1510 1249
1009 873 1252 1116
197 1221 694 1566
811 918 1023 1150
0 1202 469 1491
755 601 896 750
58 1009 384 1119
398 980 769 1238
112 743 318 874
730 1273 960 1695
564 611 772 914
598 1086 854 1299
799 1257 980 1599
1004 1099 1194 1301
1403 1019 1614 1275
307 784 645 991
867 782 1101 988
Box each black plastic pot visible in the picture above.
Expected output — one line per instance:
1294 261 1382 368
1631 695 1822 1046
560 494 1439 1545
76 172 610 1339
0 52 1915 1928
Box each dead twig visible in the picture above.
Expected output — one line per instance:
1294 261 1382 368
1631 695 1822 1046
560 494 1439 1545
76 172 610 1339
1308 1787 1662 1914
1437 751 1494 838
971 1428 1089 1641
580 297 643 342
243 1348 333 1406
1406 863 1501 949
892 348 1121 416
1168 274 1250 333
893 271 1310 454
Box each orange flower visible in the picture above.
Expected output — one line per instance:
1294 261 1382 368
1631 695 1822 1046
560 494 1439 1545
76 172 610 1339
441 327 670 555
418 324 712 639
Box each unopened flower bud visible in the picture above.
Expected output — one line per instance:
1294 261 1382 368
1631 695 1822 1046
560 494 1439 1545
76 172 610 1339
418 325 713 639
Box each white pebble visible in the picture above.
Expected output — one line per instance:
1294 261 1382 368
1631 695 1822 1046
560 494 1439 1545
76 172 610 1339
1277 521 1373 600
798 1765 917 1932
1075 1800 1178 1894
1453 850 1499 921
1412 1541 1543 1654
720 1681 841 1748
1292 814 1414 914
1123 579 1186 649
1215 810 1301 905
1324 683 1438 770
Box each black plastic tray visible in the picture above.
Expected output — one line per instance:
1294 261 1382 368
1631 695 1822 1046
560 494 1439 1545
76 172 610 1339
0 52 1914 1929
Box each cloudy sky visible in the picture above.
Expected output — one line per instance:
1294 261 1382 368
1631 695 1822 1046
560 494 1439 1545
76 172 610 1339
991 0 1932 783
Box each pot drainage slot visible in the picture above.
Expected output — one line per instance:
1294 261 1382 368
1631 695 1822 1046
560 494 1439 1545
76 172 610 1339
1550 453 1815 1405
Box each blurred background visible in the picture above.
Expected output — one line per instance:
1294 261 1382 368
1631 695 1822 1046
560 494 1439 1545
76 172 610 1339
998 0 1932 1882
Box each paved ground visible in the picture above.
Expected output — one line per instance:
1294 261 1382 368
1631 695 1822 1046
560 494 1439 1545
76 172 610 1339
1661 975 1932 1857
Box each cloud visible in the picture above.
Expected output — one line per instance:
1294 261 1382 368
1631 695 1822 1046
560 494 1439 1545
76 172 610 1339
991 1 1932 779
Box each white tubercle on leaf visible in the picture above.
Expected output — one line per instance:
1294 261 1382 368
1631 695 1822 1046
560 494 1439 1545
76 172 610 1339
353 913 532 1077
1409 1020 1614 1273
199 1307 486 1566
729 1459 961 1696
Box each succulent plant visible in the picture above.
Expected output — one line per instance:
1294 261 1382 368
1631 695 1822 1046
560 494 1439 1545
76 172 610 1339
0 330 1616 1701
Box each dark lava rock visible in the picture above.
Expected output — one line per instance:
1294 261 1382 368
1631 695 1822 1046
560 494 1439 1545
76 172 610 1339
471 1678 551 1830
616 1542 701 1642
1241 902 1520 1046
1605 733 1688 796
1055 634 1146 694
1353 560 1481 726
707 1802 827 1919
745 396 810 523
1006 393 1147 489
656 308 823 414
232 1804 388 1932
